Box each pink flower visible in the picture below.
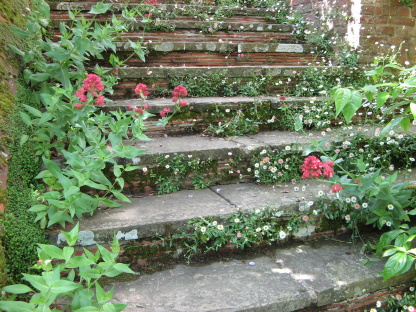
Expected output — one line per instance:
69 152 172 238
236 232 242 238
144 0 158 5
135 107 144 114
302 216 310 222
83 74 104 93
75 88 88 102
128 105 134 110
95 94 105 105
143 103 150 110
74 103 84 109
345 214 351 221
160 107 171 117
135 83 149 98
172 96 178 102
302 156 334 179
331 183 343 193
173 85 188 97
179 100 188 107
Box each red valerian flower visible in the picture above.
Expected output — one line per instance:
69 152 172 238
95 94 105 105
74 103 84 109
135 107 144 114
179 100 188 107
302 156 334 179
160 107 171 117
172 85 188 101
83 74 104 94
331 183 343 193
144 0 158 5
75 88 88 102
135 83 150 98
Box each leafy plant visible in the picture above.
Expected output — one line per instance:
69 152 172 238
172 207 288 261
0 224 136 312
330 51 416 132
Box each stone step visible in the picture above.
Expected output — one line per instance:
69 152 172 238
108 236 416 312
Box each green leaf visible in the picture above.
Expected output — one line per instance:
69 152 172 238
379 251 408 280
2 284 33 294
22 274 49 292
8 44 25 56
0 301 35 312
112 263 136 275
37 244 64 259
89 2 113 14
99 198 122 208
333 88 351 117
74 307 99 312
66 256 95 268
376 92 390 108
50 279 82 294
342 90 362 123
20 112 32 126
23 104 43 117
38 112 53 124
294 115 303 131
20 134 29 146
402 76 416 87
410 103 416 120
11 26 30 40
111 190 131 203
380 117 403 138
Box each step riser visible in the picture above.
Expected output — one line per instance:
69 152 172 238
97 51 315 67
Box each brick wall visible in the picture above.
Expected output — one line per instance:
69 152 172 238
360 0 416 64
288 0 416 64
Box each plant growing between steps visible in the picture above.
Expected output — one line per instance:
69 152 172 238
0 223 136 312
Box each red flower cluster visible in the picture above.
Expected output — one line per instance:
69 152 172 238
301 155 334 179
160 107 171 117
172 85 188 102
331 183 343 193
74 74 106 108
128 103 151 116
135 83 150 99
144 0 158 5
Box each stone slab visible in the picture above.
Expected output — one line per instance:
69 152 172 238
110 256 313 312
211 181 329 212
109 238 416 312
52 188 233 246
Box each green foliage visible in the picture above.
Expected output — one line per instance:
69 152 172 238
151 153 217 194
205 103 263 137
3 79 48 285
172 206 288 261
0 224 136 311
331 51 416 131
375 286 416 311
249 148 302 184
168 71 272 97
8 0 151 228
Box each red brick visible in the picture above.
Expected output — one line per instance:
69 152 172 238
389 16 416 26
397 7 411 17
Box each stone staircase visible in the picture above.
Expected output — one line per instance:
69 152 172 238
46 1 416 311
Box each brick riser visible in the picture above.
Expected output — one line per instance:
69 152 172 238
97 51 315 67
110 79 290 99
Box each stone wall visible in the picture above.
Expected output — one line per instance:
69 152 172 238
287 0 416 64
